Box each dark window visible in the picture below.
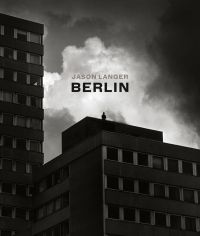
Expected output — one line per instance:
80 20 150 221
62 192 69 207
3 136 13 148
16 30 27 41
30 33 41 44
16 116 26 127
122 150 133 164
123 178 134 192
124 207 135 221
4 26 13 37
46 201 54 215
3 113 13 125
152 156 164 170
30 74 42 86
39 179 47 192
30 96 41 108
46 175 53 188
54 169 62 184
16 184 27 196
170 215 182 229
55 197 62 211
30 140 41 152
107 176 119 190
30 54 41 65
107 147 118 161
155 212 166 226
168 186 180 201
2 206 12 217
2 92 12 102
16 161 26 173
16 208 26 220
183 189 194 203
4 69 14 81
17 51 27 62
62 166 69 179
168 159 178 172
2 183 12 193
196 164 200 177
139 209 151 224
154 184 165 198
182 161 193 175
1 230 12 236
185 217 196 232
4 47 14 60
2 159 12 171
17 72 27 84
17 94 27 105
138 180 149 194
16 138 26 150
61 221 69 235
137 153 148 166
30 118 42 130
108 205 119 219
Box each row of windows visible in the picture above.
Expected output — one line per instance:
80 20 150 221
106 175 200 204
0 25 42 44
0 182 33 197
0 90 42 108
0 68 42 86
36 192 69 220
107 205 199 232
0 205 31 221
0 135 42 153
38 166 69 193
0 158 32 174
0 47 42 65
0 229 15 236
106 147 200 177
35 221 69 236
0 113 42 130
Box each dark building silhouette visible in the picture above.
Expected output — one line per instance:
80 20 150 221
1 13 200 236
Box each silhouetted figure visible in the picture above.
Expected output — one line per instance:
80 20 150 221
102 112 106 120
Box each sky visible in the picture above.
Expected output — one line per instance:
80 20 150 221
1 0 200 161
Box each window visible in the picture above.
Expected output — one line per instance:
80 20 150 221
139 209 151 224
1 230 12 236
168 186 180 201
2 183 12 194
170 214 182 229
16 161 26 173
37 207 44 219
54 170 62 184
3 113 13 125
4 69 14 81
155 212 166 226
30 118 42 130
30 96 42 108
108 205 119 219
185 216 196 231
168 159 179 172
152 156 164 170
3 136 13 148
182 161 193 175
3 92 12 102
137 153 148 166
107 147 118 161
46 175 53 188
154 184 165 198
55 197 62 211
17 94 27 105
138 180 149 194
16 208 26 220
16 138 26 150
30 53 41 65
183 189 194 203
4 26 13 37
17 72 27 84
30 32 41 44
4 47 14 60
2 159 12 171
16 116 27 127
16 29 27 41
46 201 54 215
39 179 47 192
124 207 135 221
0 25 4 35
122 150 133 164
62 192 69 207
17 50 27 62
62 166 69 179
107 176 119 190
196 164 200 177
30 74 42 86
123 178 134 192
16 184 27 196
2 206 12 217
30 140 41 152
0 68 3 78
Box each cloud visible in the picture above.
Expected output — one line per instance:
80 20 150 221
43 36 200 162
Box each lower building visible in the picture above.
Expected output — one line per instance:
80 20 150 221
31 116 200 236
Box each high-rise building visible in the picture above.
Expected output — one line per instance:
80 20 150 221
1 13 200 236
0 13 44 236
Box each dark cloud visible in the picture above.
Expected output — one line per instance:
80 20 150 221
43 108 75 162
147 0 200 136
